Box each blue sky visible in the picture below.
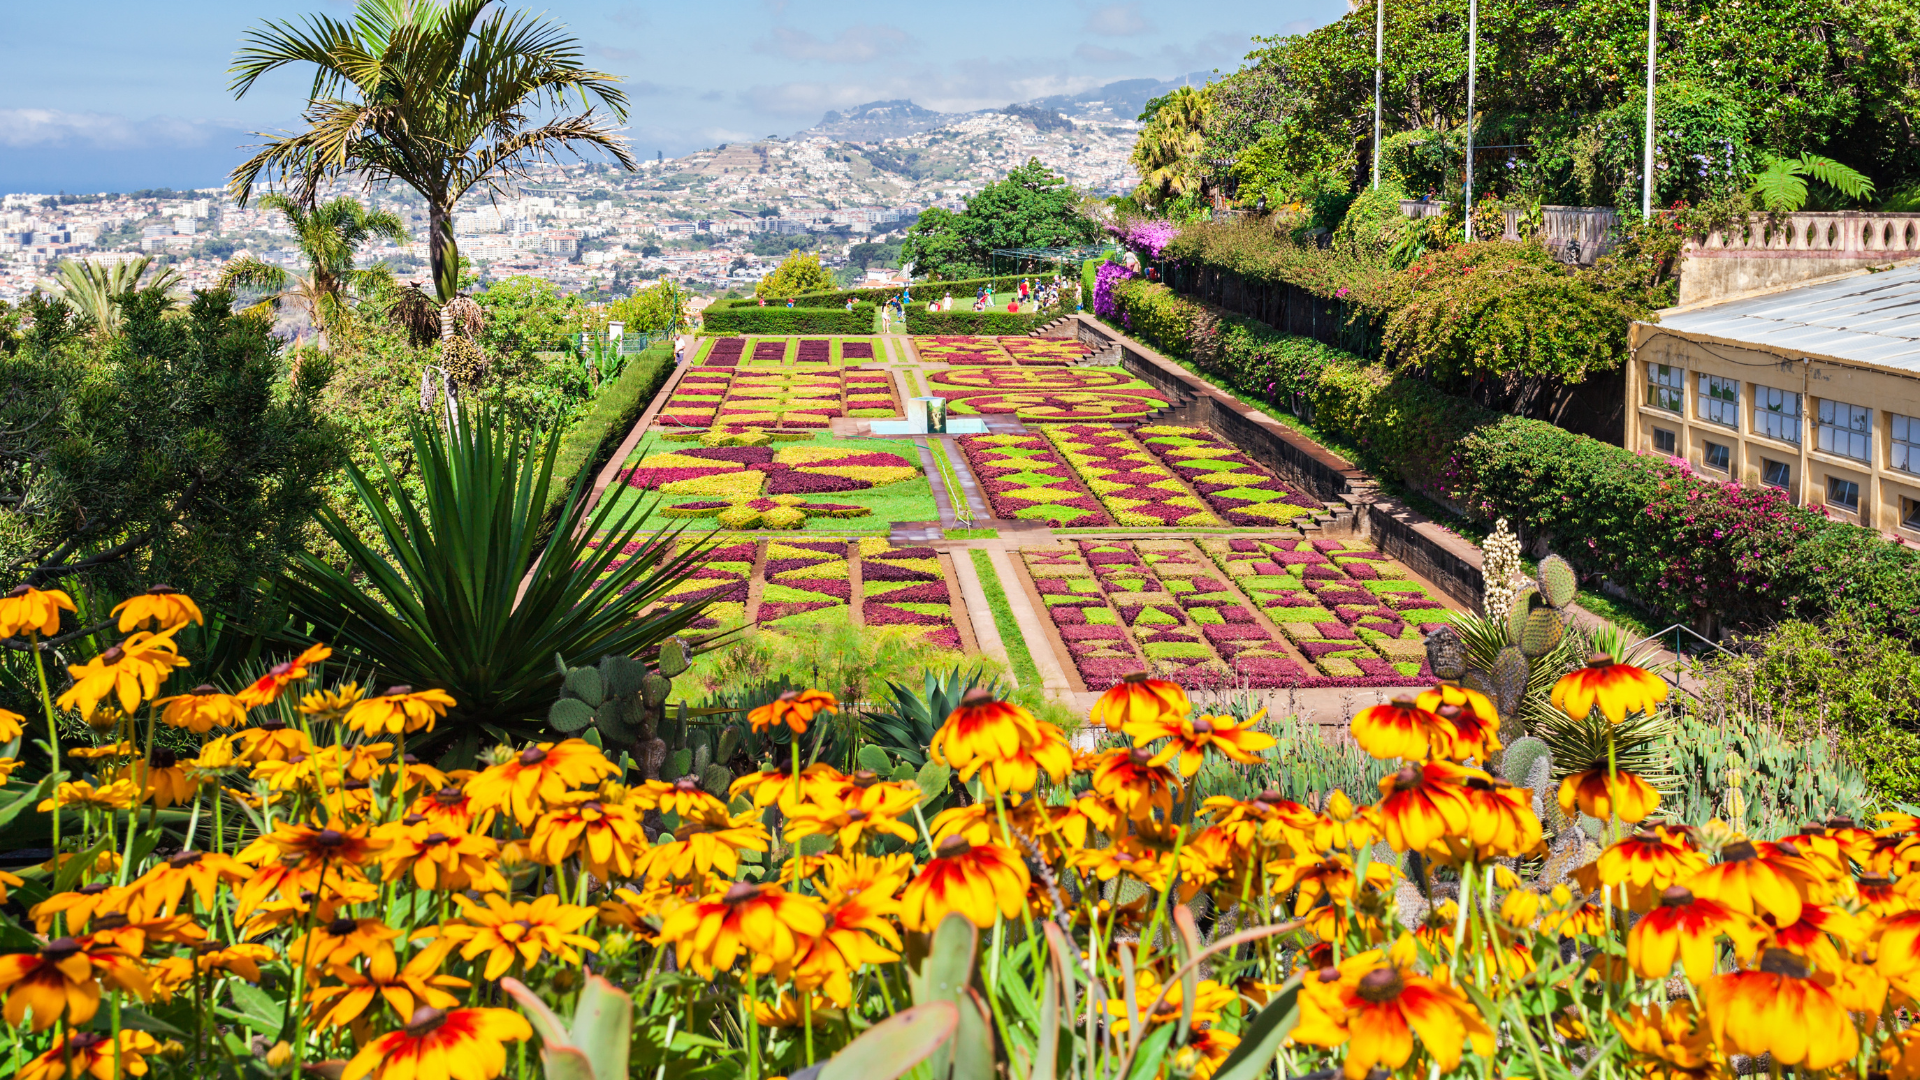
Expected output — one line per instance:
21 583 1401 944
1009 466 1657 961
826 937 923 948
0 0 1340 194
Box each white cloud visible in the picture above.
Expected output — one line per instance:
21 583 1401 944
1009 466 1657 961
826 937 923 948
1084 2 1150 36
0 109 234 150
1075 43 1140 63
741 62 1112 120
754 24 915 63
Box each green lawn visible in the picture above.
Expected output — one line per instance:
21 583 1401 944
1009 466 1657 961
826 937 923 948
969 548 1043 690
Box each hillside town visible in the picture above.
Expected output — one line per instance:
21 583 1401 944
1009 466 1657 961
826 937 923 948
0 96 1142 303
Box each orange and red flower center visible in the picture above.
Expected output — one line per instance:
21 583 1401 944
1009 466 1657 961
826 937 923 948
519 748 548 766
404 1006 448 1036
1659 885 1694 907
1757 948 1808 978
935 835 972 859
1355 967 1405 1003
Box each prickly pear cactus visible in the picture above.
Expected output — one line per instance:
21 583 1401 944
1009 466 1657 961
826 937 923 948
1424 625 1468 682
1536 554 1578 609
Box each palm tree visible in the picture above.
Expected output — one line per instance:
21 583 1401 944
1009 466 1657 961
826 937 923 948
218 193 407 335
49 255 182 336
227 0 632 337
1130 85 1215 208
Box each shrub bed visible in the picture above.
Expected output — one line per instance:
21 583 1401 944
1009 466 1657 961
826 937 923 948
543 344 674 524
1101 303 1920 640
904 310 1044 335
701 303 875 335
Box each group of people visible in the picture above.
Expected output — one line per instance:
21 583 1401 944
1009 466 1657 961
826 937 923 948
860 273 1069 331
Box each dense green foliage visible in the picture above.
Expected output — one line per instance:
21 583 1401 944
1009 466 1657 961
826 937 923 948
1198 0 1920 213
279 406 712 756
604 277 688 338
763 274 1036 307
900 159 1102 279
0 290 340 635
754 250 836 299
541 343 675 525
1103 306 1920 643
902 310 1044 335
701 303 877 335
1688 615 1920 805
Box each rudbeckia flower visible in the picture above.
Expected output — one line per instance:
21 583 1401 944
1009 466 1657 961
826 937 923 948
1456 775 1543 860
128 849 251 918
0 584 75 639
260 820 389 871
1375 761 1480 858
1126 709 1277 777
525 793 647 881
1685 839 1822 927
286 916 401 972
28 883 137 934
1610 1001 1726 1080
1105 971 1238 1033
309 947 468 1030
0 707 26 743
900 836 1031 930
408 784 496 836
1348 698 1452 761
57 630 189 722
1551 655 1668 724
1760 903 1865 975
748 687 838 734
39 779 140 813
1089 671 1190 733
442 894 600 980
728 763 845 814
110 585 203 632
1415 683 1503 760
235 642 332 707
0 935 151 1031
17 1029 160 1080
299 681 366 723
1702 948 1858 1071
633 774 735 820
1312 789 1381 853
1292 935 1495 1080
631 810 771 883
1268 852 1396 916
1627 886 1754 983
928 689 1070 795
1088 747 1180 822
463 740 619 826
154 685 247 732
1073 844 1172 892
791 877 904 1005
1596 827 1707 911
785 775 922 850
379 823 510 892
340 1006 532 1080
344 685 457 736
109 747 199 808
657 882 826 978
1558 763 1661 824
234 717 314 764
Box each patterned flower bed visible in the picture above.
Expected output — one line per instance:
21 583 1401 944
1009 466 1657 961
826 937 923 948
704 337 745 367
997 337 1089 365
1043 426 1222 527
841 341 876 360
916 336 1013 366
1022 546 1139 688
758 539 852 626
717 370 845 428
663 539 755 632
843 369 899 418
750 340 787 363
617 444 919 528
958 433 1111 527
1199 536 1443 683
658 369 734 426
927 367 1167 421
1133 425 1322 527
862 543 962 649
1131 540 1306 686
795 339 830 363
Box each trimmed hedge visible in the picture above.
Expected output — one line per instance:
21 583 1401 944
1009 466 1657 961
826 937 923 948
701 303 876 335
777 274 1044 307
1105 306 1920 641
904 309 1044 335
543 344 675 525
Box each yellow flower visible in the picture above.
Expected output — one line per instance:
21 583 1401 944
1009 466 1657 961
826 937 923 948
927 689 1069 795
900 836 1031 930
235 643 332 708
1559 763 1661 824
748 687 838 734
128 850 251 919
344 685 456 736
1611 1001 1729 1080
1125 708 1276 777
108 749 201 808
1702 949 1857 1072
792 876 903 1006
1088 671 1189 733
285 917 401 972
299 681 365 723
463 739 619 826
631 810 771 883
18 1029 160 1080
110 585 203 632
308 946 468 1030
1292 935 1495 1080
784 776 922 851
0 707 24 742
39 779 140 812
57 629 189 722
657 882 827 978
154 686 247 732
340 1006 531 1080
525 792 648 881
0 934 152 1031
377 823 508 893
1551 655 1669 724
1106 971 1237 1034
0 584 76 639
442 894 600 980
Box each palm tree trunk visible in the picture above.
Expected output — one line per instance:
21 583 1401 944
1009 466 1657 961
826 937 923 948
429 201 458 341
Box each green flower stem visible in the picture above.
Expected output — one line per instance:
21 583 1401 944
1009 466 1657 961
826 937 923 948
744 968 761 1080
31 635 63 863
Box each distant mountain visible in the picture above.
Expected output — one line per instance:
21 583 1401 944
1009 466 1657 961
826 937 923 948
807 100 958 141
1027 72 1219 124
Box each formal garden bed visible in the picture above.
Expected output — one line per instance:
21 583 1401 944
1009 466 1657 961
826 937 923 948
926 365 1167 421
913 335 1089 366
608 432 935 531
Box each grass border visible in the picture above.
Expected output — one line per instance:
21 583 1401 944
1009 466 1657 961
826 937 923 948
969 548 1043 691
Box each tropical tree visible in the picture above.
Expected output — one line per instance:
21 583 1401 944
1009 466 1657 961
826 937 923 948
218 193 407 336
1130 84 1216 208
900 159 1102 278
227 0 633 337
48 255 182 336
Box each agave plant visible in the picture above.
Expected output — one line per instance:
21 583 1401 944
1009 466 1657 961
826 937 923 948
278 404 714 756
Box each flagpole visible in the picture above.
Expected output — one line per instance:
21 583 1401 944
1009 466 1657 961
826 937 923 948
1373 0 1384 190
1642 0 1657 216
1463 0 1477 241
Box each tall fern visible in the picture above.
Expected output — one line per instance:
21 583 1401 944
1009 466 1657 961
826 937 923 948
1747 153 1876 211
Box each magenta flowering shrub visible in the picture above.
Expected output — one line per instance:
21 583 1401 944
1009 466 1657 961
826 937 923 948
1107 218 1178 260
1093 261 1136 320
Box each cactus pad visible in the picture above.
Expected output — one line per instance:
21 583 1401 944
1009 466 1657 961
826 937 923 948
1520 607 1566 658
1506 584 1539 646
1423 624 1468 681
1489 644 1530 720
1537 555 1578 609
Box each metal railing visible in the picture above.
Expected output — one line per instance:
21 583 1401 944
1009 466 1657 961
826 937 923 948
1631 623 1732 660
